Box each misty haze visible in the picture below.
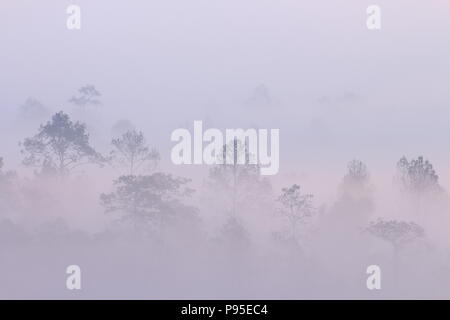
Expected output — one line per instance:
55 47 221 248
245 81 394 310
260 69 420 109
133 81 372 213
1 0 450 299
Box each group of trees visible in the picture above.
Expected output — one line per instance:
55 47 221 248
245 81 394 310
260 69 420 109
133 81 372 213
309 156 440 257
2 101 447 254
18 85 101 123
16 108 190 232
346 156 441 255
263 154 438 255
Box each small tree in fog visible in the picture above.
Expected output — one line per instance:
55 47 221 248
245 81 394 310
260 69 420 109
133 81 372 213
218 216 250 249
0 157 17 215
343 159 369 186
100 173 196 230
69 85 101 107
18 97 50 121
215 138 256 216
366 218 424 255
396 156 443 221
246 84 272 108
111 119 135 138
110 130 160 175
277 184 315 241
20 111 104 176
332 159 373 227
396 156 441 195
0 157 15 182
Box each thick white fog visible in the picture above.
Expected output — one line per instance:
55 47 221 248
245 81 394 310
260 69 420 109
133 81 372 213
1 0 450 299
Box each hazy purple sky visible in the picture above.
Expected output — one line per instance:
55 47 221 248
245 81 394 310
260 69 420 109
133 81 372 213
1 0 450 186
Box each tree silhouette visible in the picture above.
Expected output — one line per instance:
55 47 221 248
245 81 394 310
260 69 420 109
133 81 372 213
218 216 250 250
0 157 17 216
343 159 369 186
100 173 196 231
396 156 443 221
332 159 374 227
0 157 15 183
20 111 104 176
18 97 50 121
366 218 424 254
111 119 135 138
110 130 160 175
206 138 271 217
69 85 101 107
396 156 441 195
0 157 5 176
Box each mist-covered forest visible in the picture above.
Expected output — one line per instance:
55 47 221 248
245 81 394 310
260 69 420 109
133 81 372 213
1 87 450 299
1 0 450 299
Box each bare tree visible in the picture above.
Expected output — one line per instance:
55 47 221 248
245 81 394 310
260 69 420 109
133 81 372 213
110 130 160 175
217 138 255 216
20 111 104 177
277 184 315 242
206 138 271 217
69 85 101 107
